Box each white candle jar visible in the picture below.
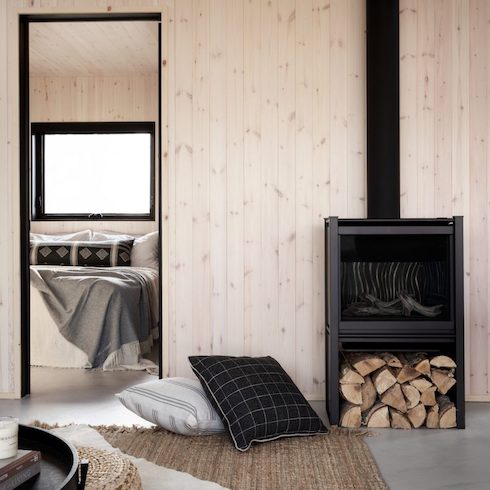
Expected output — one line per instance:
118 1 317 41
0 417 18 459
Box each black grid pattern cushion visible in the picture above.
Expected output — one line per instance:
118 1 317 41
30 240 134 267
189 355 328 451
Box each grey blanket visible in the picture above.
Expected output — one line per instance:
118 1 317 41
30 266 158 368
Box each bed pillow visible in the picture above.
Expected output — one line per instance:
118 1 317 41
91 230 135 241
30 229 92 242
115 377 225 435
30 239 133 267
131 231 159 270
189 355 328 451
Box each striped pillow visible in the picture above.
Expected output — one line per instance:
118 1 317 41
30 240 133 267
115 378 225 436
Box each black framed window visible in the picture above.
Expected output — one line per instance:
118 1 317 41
31 121 155 220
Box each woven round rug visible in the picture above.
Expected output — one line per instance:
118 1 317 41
77 446 142 490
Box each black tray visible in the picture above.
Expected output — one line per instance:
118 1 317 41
17 425 78 489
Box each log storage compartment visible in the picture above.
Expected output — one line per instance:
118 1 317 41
339 352 457 429
325 218 465 428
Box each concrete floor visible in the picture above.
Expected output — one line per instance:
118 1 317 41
0 367 155 426
1 368 489 489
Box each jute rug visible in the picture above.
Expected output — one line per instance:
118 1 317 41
94 426 387 490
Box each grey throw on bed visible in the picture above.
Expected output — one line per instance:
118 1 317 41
30 266 158 368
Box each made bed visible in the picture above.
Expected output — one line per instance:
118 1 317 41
29 230 160 371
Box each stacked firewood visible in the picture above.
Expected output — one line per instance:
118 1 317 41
339 352 457 429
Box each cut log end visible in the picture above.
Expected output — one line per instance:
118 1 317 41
426 405 440 429
347 353 386 377
430 355 457 369
402 384 421 410
379 352 403 369
431 369 457 395
438 395 457 429
366 403 391 428
389 408 412 429
340 403 362 428
410 377 433 394
360 375 377 412
372 366 397 395
420 386 437 406
397 365 421 384
340 361 365 385
340 383 363 405
381 383 407 413
407 403 427 428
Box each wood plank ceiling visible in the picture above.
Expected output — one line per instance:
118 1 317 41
29 21 158 76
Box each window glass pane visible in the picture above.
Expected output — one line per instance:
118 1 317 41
43 133 151 215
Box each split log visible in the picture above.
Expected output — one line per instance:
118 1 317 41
340 403 361 428
431 369 456 395
407 403 427 428
365 403 390 428
430 355 457 369
389 408 412 429
397 365 421 384
372 367 397 395
339 362 365 385
360 375 377 412
420 386 437 406
340 383 362 405
379 352 403 369
438 395 457 429
426 405 440 429
405 352 431 376
409 377 433 394
347 353 386 377
396 353 408 365
381 383 407 413
401 384 421 410
414 359 431 376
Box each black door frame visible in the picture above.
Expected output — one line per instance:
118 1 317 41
19 12 164 396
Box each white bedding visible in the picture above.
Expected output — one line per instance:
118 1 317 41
30 266 159 370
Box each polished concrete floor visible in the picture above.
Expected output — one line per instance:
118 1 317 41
1 368 489 489
0 367 155 426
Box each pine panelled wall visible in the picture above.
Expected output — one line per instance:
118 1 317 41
30 75 158 123
3 0 490 401
168 0 366 398
400 0 489 400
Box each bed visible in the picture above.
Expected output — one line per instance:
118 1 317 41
29 230 160 371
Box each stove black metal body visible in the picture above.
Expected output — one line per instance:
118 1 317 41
325 217 465 427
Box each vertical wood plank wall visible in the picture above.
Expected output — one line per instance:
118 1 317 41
0 0 366 399
168 0 366 398
400 0 490 399
30 75 158 123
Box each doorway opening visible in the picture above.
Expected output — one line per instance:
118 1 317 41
19 13 164 396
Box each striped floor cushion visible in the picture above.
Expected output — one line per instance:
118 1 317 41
116 377 225 436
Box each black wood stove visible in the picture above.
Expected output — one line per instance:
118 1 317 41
324 217 465 427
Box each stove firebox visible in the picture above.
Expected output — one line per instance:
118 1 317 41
325 217 465 427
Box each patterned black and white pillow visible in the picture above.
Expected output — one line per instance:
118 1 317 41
30 239 134 267
189 355 328 451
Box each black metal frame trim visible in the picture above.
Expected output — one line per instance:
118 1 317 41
31 121 156 221
20 13 164 396
19 16 30 397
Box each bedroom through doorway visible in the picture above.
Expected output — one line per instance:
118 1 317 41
20 14 163 396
